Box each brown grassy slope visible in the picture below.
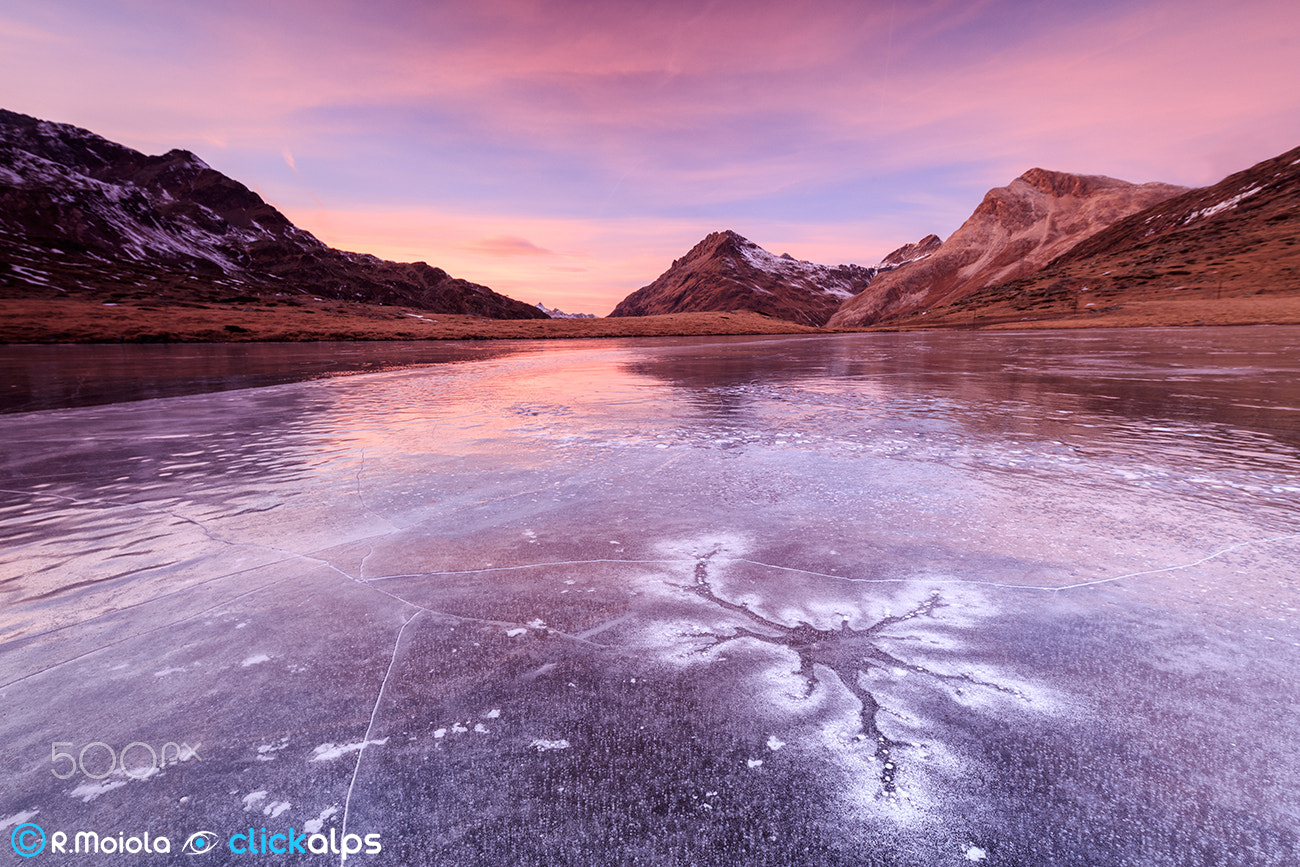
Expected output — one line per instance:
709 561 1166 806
828 169 1187 327
0 296 822 343
880 145 1300 329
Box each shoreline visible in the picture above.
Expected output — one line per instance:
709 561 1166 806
2 293 1298 344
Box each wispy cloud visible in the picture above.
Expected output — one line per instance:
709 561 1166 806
462 236 556 257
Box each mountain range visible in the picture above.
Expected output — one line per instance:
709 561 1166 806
613 149 1297 328
609 230 939 326
2 108 1297 335
826 169 1187 326
0 109 546 319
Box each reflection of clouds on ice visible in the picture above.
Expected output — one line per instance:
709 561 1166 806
3 331 1297 867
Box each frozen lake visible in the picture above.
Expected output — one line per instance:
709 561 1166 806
2 327 1299 865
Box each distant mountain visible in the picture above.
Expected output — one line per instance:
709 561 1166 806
827 170 1186 327
0 109 547 319
609 230 937 326
926 145 1300 320
535 302 596 319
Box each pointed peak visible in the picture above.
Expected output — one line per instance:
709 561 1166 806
161 148 212 171
880 234 942 267
680 229 756 260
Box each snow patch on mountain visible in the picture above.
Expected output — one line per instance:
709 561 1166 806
535 302 595 319
733 238 873 300
1181 185 1264 224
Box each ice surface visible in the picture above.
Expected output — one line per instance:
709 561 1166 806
3 329 1300 865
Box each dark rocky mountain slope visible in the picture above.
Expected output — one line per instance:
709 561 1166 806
0 109 546 319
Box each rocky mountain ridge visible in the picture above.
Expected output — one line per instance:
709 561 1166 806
609 230 939 326
910 145 1300 323
827 169 1187 327
0 109 546 319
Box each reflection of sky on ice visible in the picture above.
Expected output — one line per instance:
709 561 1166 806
2 328 1299 865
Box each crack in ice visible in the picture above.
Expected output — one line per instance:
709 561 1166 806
338 610 418 865
727 531 1300 593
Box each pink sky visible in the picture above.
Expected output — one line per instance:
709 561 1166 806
3 0 1298 313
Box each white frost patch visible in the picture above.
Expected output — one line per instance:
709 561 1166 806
263 801 291 819
256 737 289 761
527 618 547 630
70 778 128 802
154 666 186 677
1 810 38 830
654 532 749 564
309 738 389 762
242 791 268 811
303 806 338 834
486 708 501 718
965 845 988 861
433 728 447 738
474 723 489 734
747 758 763 768
506 627 527 637
766 735 785 751
530 739 571 751
241 653 271 667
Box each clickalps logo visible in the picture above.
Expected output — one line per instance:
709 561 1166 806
229 826 383 858
9 823 382 859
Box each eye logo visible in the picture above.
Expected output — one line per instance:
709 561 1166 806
181 831 219 855
10 823 46 858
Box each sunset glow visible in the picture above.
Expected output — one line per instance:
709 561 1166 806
3 0 1298 313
